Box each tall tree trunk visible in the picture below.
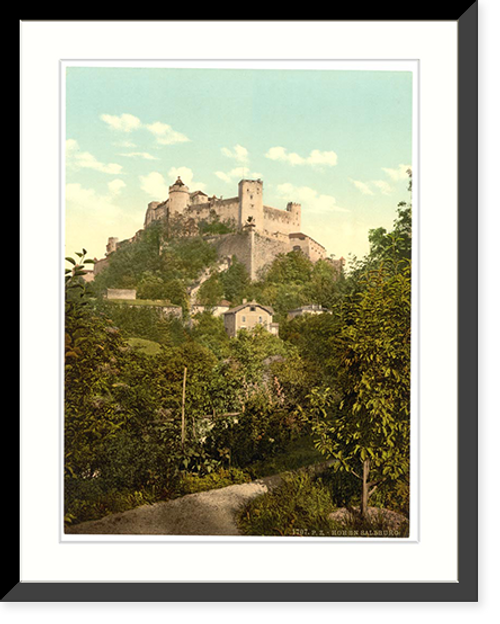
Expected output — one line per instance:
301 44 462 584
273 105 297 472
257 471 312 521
361 458 371 519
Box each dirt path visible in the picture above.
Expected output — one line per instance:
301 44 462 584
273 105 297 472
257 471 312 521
65 462 334 536
65 478 271 536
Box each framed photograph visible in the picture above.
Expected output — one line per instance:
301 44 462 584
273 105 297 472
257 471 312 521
12 11 477 602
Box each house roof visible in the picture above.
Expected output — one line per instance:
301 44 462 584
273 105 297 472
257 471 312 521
289 232 326 250
223 300 274 316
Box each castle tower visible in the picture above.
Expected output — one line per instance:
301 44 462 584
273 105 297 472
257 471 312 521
106 237 119 255
144 201 160 227
286 202 302 232
168 176 190 215
238 179 264 231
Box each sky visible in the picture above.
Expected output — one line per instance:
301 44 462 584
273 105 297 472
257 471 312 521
64 65 414 266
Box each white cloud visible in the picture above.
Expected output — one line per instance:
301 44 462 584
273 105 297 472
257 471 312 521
139 167 206 200
265 146 338 167
100 114 191 147
119 151 159 161
107 179 126 195
381 164 412 182
167 167 206 191
276 182 348 214
214 167 262 184
371 180 393 195
113 140 137 148
221 144 249 164
146 121 190 146
100 113 142 133
66 139 123 175
349 172 403 196
66 183 124 226
306 149 339 167
266 146 304 166
349 178 375 196
139 172 170 200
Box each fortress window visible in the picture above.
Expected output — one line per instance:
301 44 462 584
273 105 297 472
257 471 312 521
242 316 246 323
250 306 256 312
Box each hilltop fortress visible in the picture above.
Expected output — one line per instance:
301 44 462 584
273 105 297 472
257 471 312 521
96 177 341 281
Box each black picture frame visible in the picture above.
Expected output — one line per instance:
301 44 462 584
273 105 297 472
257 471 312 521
10 8 478 602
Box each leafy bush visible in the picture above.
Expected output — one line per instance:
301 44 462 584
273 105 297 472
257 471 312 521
178 467 251 495
319 466 361 508
64 477 162 526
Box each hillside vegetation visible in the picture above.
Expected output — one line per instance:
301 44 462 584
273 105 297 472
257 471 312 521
65 184 412 536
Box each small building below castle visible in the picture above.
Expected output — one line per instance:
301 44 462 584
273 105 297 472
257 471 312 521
287 303 330 320
104 288 137 301
191 300 232 319
223 300 279 338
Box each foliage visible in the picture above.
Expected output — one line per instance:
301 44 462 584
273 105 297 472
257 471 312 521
350 168 412 280
65 250 132 481
92 225 218 303
177 467 251 495
64 479 160 525
246 435 324 480
189 312 230 358
94 298 187 346
237 467 409 538
242 251 347 322
238 472 335 537
319 465 363 508
126 337 162 356
198 213 237 236
195 272 225 306
310 260 411 516
219 256 251 304
264 249 313 285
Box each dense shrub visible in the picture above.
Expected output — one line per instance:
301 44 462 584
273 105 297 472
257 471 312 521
238 472 335 537
178 467 251 495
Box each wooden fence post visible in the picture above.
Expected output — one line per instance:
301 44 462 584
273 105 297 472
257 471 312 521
181 366 187 450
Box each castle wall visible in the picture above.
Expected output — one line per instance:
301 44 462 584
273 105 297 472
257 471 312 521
289 233 326 263
307 238 327 263
263 205 300 235
206 231 254 278
206 229 293 281
253 232 292 279
93 256 109 275
185 202 212 222
213 197 240 225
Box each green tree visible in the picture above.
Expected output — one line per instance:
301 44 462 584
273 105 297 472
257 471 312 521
65 250 132 479
304 258 347 309
359 168 412 276
264 249 313 285
219 256 250 304
196 272 224 306
310 261 411 518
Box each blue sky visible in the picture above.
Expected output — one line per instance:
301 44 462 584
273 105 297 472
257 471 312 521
65 66 413 265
